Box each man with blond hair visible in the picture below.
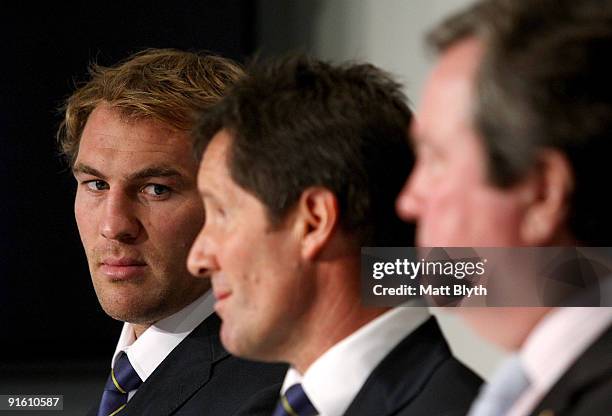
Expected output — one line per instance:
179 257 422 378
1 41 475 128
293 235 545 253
58 49 285 416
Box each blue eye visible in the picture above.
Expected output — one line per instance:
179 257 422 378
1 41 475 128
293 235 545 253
142 184 170 197
85 180 108 191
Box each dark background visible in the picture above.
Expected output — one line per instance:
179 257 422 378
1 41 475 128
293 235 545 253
0 1 259 414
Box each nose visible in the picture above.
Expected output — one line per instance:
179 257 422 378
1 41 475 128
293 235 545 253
396 164 424 222
187 227 219 278
100 190 141 243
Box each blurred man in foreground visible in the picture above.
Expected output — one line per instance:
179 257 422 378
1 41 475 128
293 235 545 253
397 1 612 415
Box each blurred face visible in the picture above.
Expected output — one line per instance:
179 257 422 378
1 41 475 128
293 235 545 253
396 39 550 349
396 38 527 247
187 129 311 361
74 104 209 326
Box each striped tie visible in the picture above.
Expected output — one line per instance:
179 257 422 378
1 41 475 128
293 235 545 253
97 352 143 416
272 384 318 416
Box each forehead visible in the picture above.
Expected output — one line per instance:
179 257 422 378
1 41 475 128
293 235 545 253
197 129 233 186
200 129 231 172
415 37 484 144
76 104 197 174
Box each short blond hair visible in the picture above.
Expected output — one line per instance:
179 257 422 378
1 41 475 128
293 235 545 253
57 48 243 166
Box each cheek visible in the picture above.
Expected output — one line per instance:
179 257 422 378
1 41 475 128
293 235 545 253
216 234 260 296
417 170 525 246
430 157 481 209
428 177 469 213
418 176 476 244
471 189 526 244
74 196 97 246
235 239 297 308
155 203 205 249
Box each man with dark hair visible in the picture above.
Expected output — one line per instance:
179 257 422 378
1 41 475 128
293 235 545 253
58 48 285 416
188 55 481 416
396 0 612 415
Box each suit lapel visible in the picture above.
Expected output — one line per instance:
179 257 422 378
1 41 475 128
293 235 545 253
530 324 612 416
122 314 229 416
342 319 452 416
232 382 283 416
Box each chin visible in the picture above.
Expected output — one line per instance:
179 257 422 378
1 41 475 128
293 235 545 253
97 294 160 324
100 303 142 323
220 324 248 357
220 324 272 362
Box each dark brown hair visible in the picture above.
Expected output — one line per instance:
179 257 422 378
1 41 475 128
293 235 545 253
194 55 415 247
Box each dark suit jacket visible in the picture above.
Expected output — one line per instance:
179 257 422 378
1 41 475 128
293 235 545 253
529 323 612 416
250 318 482 416
344 318 482 416
88 314 287 416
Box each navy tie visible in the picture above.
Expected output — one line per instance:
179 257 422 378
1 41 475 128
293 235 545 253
97 352 143 416
272 384 318 416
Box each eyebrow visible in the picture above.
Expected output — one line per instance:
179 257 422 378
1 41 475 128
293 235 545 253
72 163 106 179
73 163 184 181
127 167 183 181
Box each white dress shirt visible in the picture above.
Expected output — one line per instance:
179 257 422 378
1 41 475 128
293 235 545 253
111 290 216 400
280 304 431 416
506 307 612 416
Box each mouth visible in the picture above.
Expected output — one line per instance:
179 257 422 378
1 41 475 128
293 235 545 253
99 258 147 280
212 289 232 315
214 290 231 302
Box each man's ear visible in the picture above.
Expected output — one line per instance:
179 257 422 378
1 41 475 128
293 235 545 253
295 187 339 260
519 149 574 245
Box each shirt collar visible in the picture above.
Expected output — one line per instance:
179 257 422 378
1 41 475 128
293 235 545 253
520 307 612 390
111 290 215 382
281 305 430 416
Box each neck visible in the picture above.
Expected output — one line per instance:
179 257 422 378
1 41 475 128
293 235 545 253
459 307 552 351
133 323 150 339
292 307 389 374
286 259 391 374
